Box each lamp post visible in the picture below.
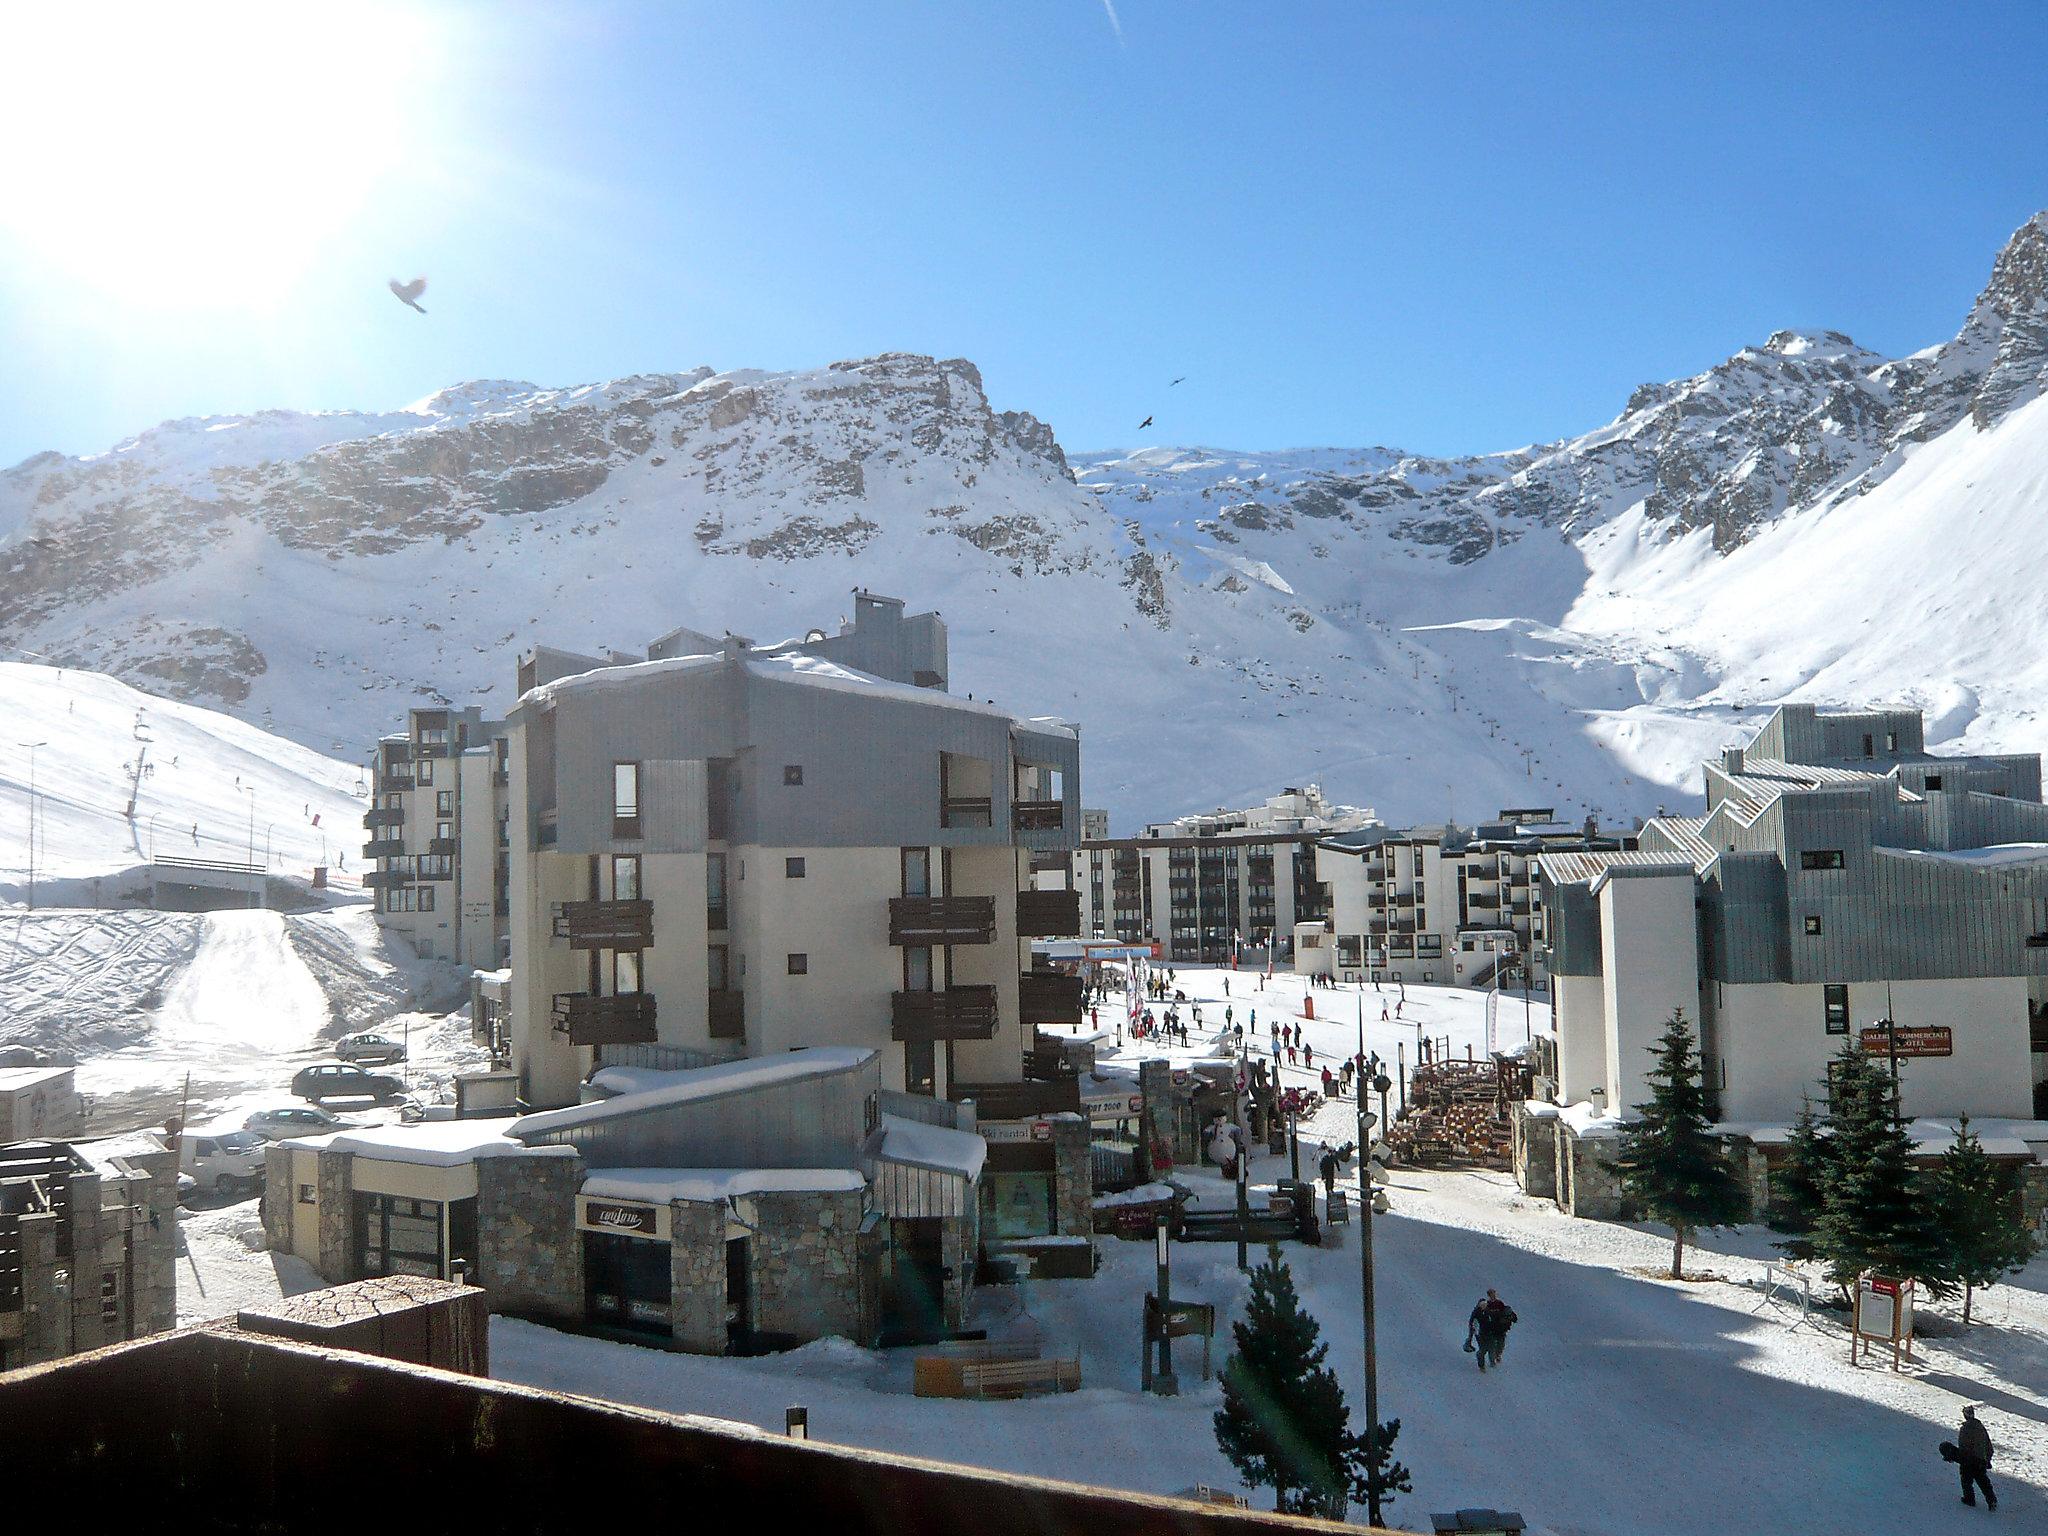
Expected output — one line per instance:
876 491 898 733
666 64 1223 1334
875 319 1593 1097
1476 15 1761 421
1356 990 1385 1530
17 740 46 911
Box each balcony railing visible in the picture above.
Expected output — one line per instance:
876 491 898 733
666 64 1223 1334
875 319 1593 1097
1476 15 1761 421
378 772 413 792
890 986 999 1043
551 899 654 950
363 870 404 891
940 796 993 830
363 839 404 860
428 836 459 857
708 989 744 1040
1018 970 1085 1027
1016 888 1082 938
363 807 403 830
552 992 657 1046
888 895 996 946
947 1075 1081 1121
1012 800 1065 833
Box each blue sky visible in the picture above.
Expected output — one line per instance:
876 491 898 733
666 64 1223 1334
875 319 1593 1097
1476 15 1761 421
3 1 2046 467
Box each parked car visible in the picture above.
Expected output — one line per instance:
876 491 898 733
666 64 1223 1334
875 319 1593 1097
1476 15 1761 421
244 1104 354 1141
334 1032 407 1065
180 1126 268 1194
291 1061 403 1104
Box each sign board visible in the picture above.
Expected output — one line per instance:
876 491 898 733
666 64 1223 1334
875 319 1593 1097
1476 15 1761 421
1851 1273 1916 1369
576 1195 669 1241
1081 1085 1145 1120
980 1119 1055 1145
1858 1025 1953 1058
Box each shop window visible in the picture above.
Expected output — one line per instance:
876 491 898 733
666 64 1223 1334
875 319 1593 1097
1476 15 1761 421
585 1230 671 1335
355 1193 444 1280
1824 983 1849 1035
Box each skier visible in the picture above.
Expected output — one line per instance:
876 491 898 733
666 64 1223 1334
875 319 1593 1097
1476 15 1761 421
1465 1289 1518 1372
1224 977 1230 997
1952 1406 1997 1510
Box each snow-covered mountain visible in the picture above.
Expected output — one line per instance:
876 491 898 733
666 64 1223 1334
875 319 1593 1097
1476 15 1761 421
4 215 2047 830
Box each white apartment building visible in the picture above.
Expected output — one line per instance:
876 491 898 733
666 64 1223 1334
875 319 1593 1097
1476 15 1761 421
1311 809 1627 988
1540 705 2048 1126
1073 786 1375 963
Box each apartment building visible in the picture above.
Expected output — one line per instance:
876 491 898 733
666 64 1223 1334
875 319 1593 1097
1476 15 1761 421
1073 786 1375 962
1540 705 2048 1126
504 619 1083 1112
1312 809 1627 987
363 705 510 968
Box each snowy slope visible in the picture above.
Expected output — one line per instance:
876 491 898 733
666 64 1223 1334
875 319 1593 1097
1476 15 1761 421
4 217 2047 829
0 661 366 902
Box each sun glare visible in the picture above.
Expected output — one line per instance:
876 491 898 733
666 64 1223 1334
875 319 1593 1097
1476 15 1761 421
0 2 432 310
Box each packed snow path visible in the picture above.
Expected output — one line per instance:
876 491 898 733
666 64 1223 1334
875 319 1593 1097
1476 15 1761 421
78 909 329 1104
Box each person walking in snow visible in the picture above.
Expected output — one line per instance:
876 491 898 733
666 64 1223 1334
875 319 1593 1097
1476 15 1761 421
1320 1065 1335 1098
1302 1043 1314 1070
1381 1003 1391 1023
1466 1289 1518 1372
1224 977 1230 997
1318 1143 1338 1202
1285 1043 1297 1066
1954 1407 1997 1510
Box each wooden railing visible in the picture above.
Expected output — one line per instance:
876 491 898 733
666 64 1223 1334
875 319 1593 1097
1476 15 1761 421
551 899 654 950
888 896 996 946
890 987 999 1043
552 992 657 1046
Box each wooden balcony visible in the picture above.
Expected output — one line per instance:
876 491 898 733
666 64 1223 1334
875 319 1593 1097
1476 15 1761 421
378 772 413 792
888 895 996 946
362 807 403 830
428 836 459 857
1016 888 1081 938
708 989 744 1040
551 899 654 950
947 1076 1081 1121
890 986 998 1043
1012 800 1065 833
363 870 404 891
552 992 657 1046
362 839 404 860
1017 970 1085 1027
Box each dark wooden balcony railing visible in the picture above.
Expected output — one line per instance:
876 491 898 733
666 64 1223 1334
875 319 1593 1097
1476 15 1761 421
1015 888 1081 937
551 899 654 950
708 989 744 1040
552 992 657 1046
947 1076 1081 1121
362 807 403 830
890 986 999 1043
888 895 996 946
363 870 404 891
1017 970 1085 1027
378 772 413 792
1012 800 1065 833
362 839 404 860
428 836 460 857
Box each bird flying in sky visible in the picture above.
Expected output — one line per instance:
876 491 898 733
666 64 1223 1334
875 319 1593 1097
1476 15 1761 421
388 276 428 314
1169 376 1186 386
1138 415 1153 430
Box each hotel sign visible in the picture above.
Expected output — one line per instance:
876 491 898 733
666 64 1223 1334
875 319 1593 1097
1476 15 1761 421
1858 1025 1953 1059
576 1195 669 1240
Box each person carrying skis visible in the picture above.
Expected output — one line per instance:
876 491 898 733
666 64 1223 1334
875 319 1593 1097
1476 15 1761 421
1955 1406 1997 1510
1466 1289 1518 1372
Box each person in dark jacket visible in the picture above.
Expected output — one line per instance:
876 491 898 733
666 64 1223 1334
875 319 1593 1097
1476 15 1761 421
1466 1289 1518 1372
1957 1407 1997 1510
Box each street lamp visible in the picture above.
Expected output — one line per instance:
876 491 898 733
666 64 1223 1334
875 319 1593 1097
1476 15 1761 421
17 740 46 911
1356 986 1386 1529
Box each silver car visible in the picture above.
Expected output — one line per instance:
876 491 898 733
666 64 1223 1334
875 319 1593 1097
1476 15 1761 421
244 1104 353 1141
334 1032 407 1065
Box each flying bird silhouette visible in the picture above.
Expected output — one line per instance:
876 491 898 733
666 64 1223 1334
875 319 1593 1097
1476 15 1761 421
1137 415 1153 430
1169 376 1186 386
388 276 428 314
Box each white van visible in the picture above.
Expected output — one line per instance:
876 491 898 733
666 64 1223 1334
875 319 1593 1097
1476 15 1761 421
181 1125 269 1194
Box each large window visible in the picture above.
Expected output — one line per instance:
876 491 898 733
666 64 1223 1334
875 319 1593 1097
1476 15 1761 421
706 851 727 929
609 949 642 995
356 1193 444 1279
613 761 641 837
1824 983 1849 1035
902 847 931 897
612 854 640 901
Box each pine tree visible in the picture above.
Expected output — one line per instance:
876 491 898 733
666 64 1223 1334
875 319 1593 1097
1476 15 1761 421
1214 1247 1353 1517
1928 1115 2040 1323
1347 1416 1414 1520
1613 1009 1750 1279
1811 1040 1943 1294
1771 1095 1832 1261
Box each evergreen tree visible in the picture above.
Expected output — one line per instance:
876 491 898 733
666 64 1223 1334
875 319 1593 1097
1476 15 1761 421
1613 1009 1750 1278
1214 1247 1352 1517
1929 1115 2040 1323
1771 1095 1832 1261
1347 1416 1413 1521
1811 1040 1944 1294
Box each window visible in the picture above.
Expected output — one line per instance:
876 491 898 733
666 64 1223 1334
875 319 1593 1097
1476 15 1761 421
785 856 806 878
1924 774 1943 792
783 764 803 786
355 1193 443 1280
416 756 433 785
1799 850 1844 871
1824 983 1849 1035
613 761 641 837
612 854 640 901
611 949 642 994
1886 731 1898 752
902 847 931 897
787 952 808 975
903 945 933 991
436 820 453 842
298 1184 316 1205
706 852 727 930
437 790 454 815
1805 915 1823 935
1861 733 1874 758
417 885 434 912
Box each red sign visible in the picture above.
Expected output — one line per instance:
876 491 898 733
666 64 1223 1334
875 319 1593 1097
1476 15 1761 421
1858 1025 1953 1058
1029 1120 1053 1142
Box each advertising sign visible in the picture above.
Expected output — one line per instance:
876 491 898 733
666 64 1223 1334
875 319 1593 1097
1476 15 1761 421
1858 1025 1953 1058
576 1196 668 1240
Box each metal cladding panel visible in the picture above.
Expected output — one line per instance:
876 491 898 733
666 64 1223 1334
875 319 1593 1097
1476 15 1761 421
640 760 708 854
532 1055 883 1169
1538 873 1602 976
549 668 742 852
866 1156 967 1219
1707 853 1790 984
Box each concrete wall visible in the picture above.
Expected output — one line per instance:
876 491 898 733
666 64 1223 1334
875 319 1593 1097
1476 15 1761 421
1597 870 1701 1110
1715 975 2037 1122
1554 973 1608 1106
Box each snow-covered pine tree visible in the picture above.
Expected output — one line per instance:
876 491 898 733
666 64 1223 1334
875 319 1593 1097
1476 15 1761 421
1928 1115 2040 1323
1614 1009 1750 1278
1811 1039 1943 1294
1771 1095 1832 1261
1214 1247 1352 1518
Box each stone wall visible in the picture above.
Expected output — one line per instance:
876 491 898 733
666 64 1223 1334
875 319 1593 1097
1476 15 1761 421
669 1200 727 1353
124 1145 180 1338
1559 1130 1630 1220
745 1188 866 1344
1137 1059 1173 1179
1049 1113 1094 1245
475 1151 585 1326
316 1149 354 1278
1510 1104 1557 1203
2018 1161 2048 1240
261 1146 295 1251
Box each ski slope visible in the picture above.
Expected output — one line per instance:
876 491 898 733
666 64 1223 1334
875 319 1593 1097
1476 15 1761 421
0 661 366 904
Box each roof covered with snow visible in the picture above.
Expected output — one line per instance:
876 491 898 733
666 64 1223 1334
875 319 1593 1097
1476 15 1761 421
1876 842 2048 870
868 1113 987 1181
283 1119 573 1167
517 1047 877 1139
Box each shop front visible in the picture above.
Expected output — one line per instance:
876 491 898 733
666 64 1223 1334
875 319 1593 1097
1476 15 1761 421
578 1192 672 1337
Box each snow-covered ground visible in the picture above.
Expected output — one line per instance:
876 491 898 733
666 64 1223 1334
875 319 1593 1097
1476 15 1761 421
495 1159 2048 1536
